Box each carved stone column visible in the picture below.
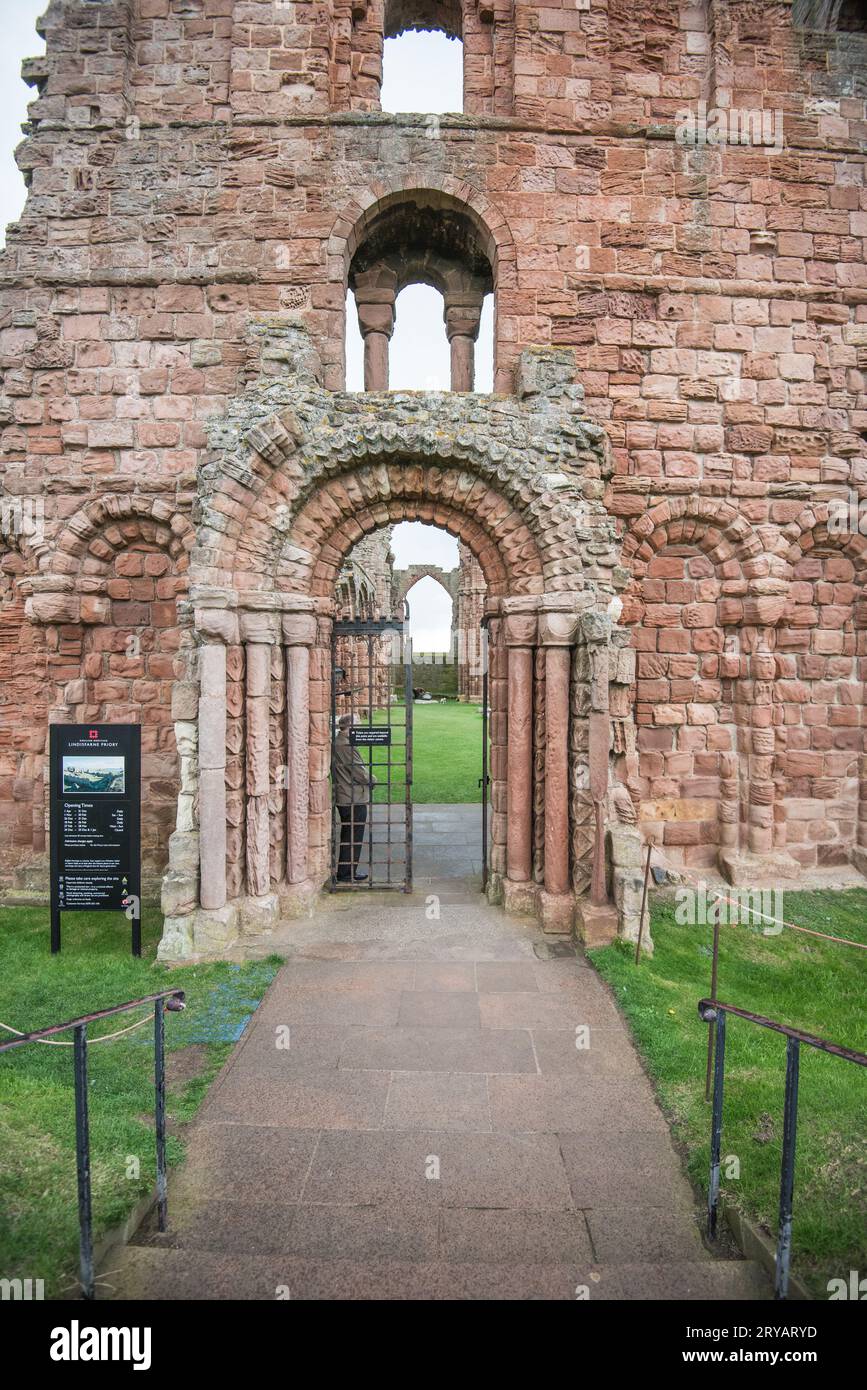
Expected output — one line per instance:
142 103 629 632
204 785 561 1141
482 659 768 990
240 611 279 902
307 612 334 888
198 640 228 912
503 600 538 917
282 610 318 903
717 632 742 859
177 599 242 953
539 603 579 933
444 292 483 392
486 608 508 900
574 610 618 946
353 275 396 391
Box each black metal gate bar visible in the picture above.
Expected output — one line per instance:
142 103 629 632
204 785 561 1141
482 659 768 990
479 619 489 893
698 996 867 1300
331 616 412 892
480 670 489 893
404 622 413 894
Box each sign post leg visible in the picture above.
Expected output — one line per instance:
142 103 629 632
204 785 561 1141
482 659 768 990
51 903 61 955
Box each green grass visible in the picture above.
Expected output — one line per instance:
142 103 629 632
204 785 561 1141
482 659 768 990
368 700 484 803
0 904 280 1298
589 889 867 1297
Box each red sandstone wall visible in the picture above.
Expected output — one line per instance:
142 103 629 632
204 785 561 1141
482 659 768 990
0 0 865 885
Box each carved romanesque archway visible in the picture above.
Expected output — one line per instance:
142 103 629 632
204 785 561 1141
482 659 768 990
156 326 636 960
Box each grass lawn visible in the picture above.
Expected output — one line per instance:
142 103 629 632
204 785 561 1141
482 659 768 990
589 889 867 1298
0 904 280 1298
369 700 484 803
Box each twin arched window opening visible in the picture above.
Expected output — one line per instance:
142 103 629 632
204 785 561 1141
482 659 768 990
345 194 495 393
346 285 493 392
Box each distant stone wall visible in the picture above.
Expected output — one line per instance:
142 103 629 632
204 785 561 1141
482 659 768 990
407 660 459 697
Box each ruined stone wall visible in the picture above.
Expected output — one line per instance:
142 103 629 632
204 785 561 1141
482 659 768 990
335 529 394 707
0 0 866 893
456 541 485 699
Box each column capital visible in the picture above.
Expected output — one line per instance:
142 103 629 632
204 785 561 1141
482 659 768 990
282 612 319 646
504 612 538 647
444 298 483 344
239 611 280 644
195 608 239 645
502 595 540 646
355 290 396 341
538 596 581 646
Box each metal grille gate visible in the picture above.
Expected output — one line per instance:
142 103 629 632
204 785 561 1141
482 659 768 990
330 617 413 892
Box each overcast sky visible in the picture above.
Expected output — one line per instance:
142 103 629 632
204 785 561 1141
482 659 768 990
0 17 478 650
0 0 44 243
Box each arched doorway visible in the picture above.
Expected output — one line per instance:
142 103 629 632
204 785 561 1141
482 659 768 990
157 320 631 961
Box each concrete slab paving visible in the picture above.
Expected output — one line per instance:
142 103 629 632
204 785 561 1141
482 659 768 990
106 877 771 1301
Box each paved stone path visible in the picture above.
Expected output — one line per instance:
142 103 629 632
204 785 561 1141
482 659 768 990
107 880 769 1301
412 804 485 880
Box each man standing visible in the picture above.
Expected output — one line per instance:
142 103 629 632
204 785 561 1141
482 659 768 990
332 714 377 882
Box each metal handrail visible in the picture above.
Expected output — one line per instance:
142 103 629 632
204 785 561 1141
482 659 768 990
0 988 186 1300
698 997 867 1300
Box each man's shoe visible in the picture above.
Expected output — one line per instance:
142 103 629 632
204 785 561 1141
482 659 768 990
353 870 368 882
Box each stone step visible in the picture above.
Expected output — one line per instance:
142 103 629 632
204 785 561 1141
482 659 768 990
102 1243 771 1301
119 1195 771 1301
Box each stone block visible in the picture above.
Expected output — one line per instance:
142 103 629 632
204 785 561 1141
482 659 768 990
718 849 802 887
574 900 618 948
503 877 539 918
612 867 652 954
607 826 645 871
191 904 239 956
538 890 575 935
168 830 199 872
161 869 198 918
238 891 281 936
156 915 195 962
278 878 319 919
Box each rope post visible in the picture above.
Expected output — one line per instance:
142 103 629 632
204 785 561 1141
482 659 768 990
73 1024 94 1300
704 908 721 1102
154 1001 167 1232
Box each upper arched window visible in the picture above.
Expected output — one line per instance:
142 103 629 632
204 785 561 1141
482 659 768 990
345 193 495 393
382 0 464 113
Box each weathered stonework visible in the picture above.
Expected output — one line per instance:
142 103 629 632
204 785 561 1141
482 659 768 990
0 1 866 955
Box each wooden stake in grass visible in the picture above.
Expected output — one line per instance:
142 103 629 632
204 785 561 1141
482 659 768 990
634 841 653 965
